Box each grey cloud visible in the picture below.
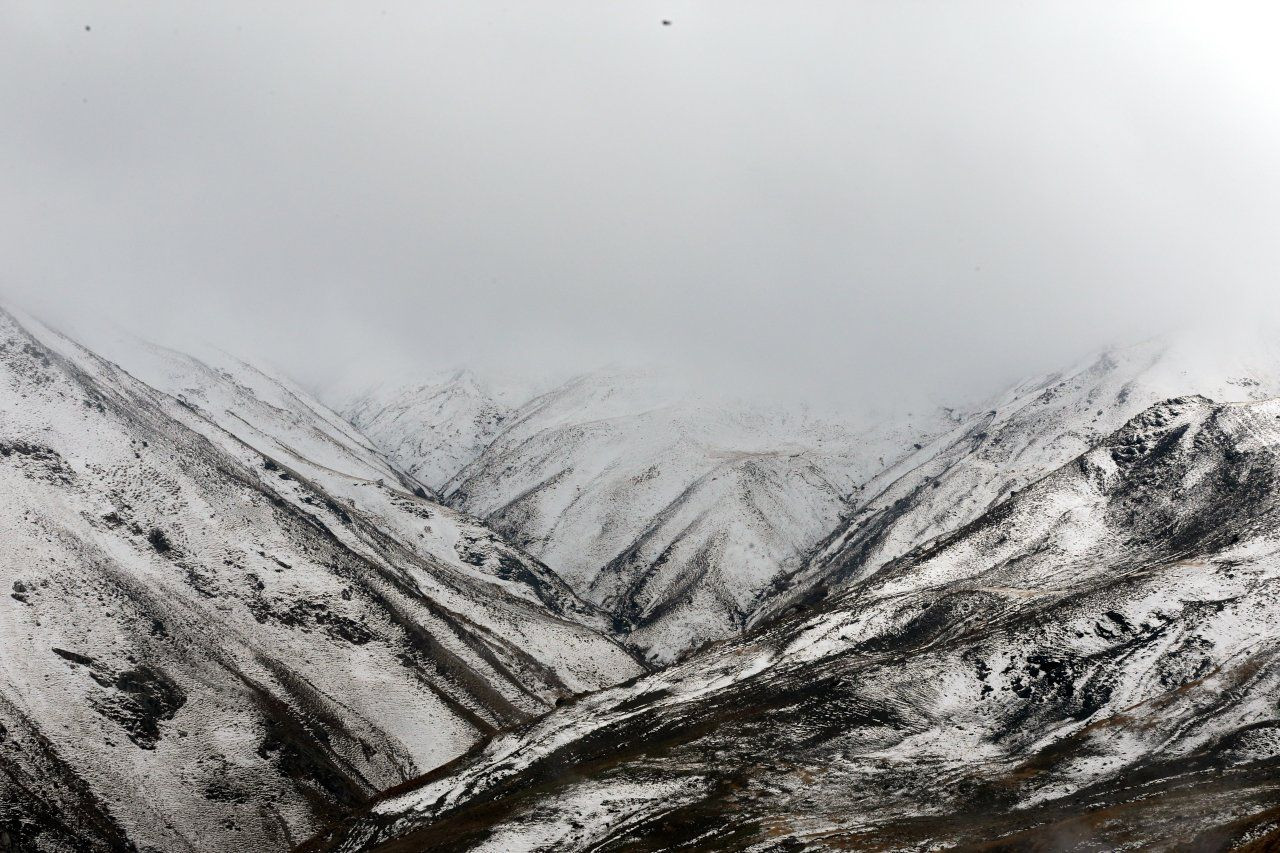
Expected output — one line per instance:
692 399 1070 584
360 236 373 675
4 1 1280 408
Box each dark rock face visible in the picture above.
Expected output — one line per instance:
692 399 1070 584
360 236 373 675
89 665 187 749
146 528 172 553
307 396 1280 852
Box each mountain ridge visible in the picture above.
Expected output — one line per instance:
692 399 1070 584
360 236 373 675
0 307 641 853
335 366 949 662
755 332 1280 624
10 305 1280 852
303 391 1280 852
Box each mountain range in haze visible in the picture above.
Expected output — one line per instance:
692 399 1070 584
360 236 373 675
4 303 1280 851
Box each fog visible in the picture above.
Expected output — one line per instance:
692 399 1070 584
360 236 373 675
5 2 1280 409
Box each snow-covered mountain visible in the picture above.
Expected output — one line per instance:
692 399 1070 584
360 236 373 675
88 334 612 631
335 369 535 493
337 367 949 662
15 308 1280 852
307 392 1280 851
0 309 640 853
757 333 1280 623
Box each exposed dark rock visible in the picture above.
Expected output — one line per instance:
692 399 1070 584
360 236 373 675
146 528 172 554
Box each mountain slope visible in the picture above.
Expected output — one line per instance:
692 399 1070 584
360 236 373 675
0 309 640 853
89 334 614 633
427 367 947 662
335 370 532 493
307 394 1280 852
758 333 1280 623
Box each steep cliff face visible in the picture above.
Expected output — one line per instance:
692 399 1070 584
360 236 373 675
307 395 1280 852
0 310 639 853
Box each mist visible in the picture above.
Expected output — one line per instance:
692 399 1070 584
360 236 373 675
5 1 1280 409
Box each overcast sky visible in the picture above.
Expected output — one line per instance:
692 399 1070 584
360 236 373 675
5 2 1280 407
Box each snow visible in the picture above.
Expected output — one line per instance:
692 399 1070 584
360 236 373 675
339 364 952 661
468 777 705 853
11 304 1280 853
318 347 1280 852
330 367 541 491
761 330 1280 623
0 307 641 852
